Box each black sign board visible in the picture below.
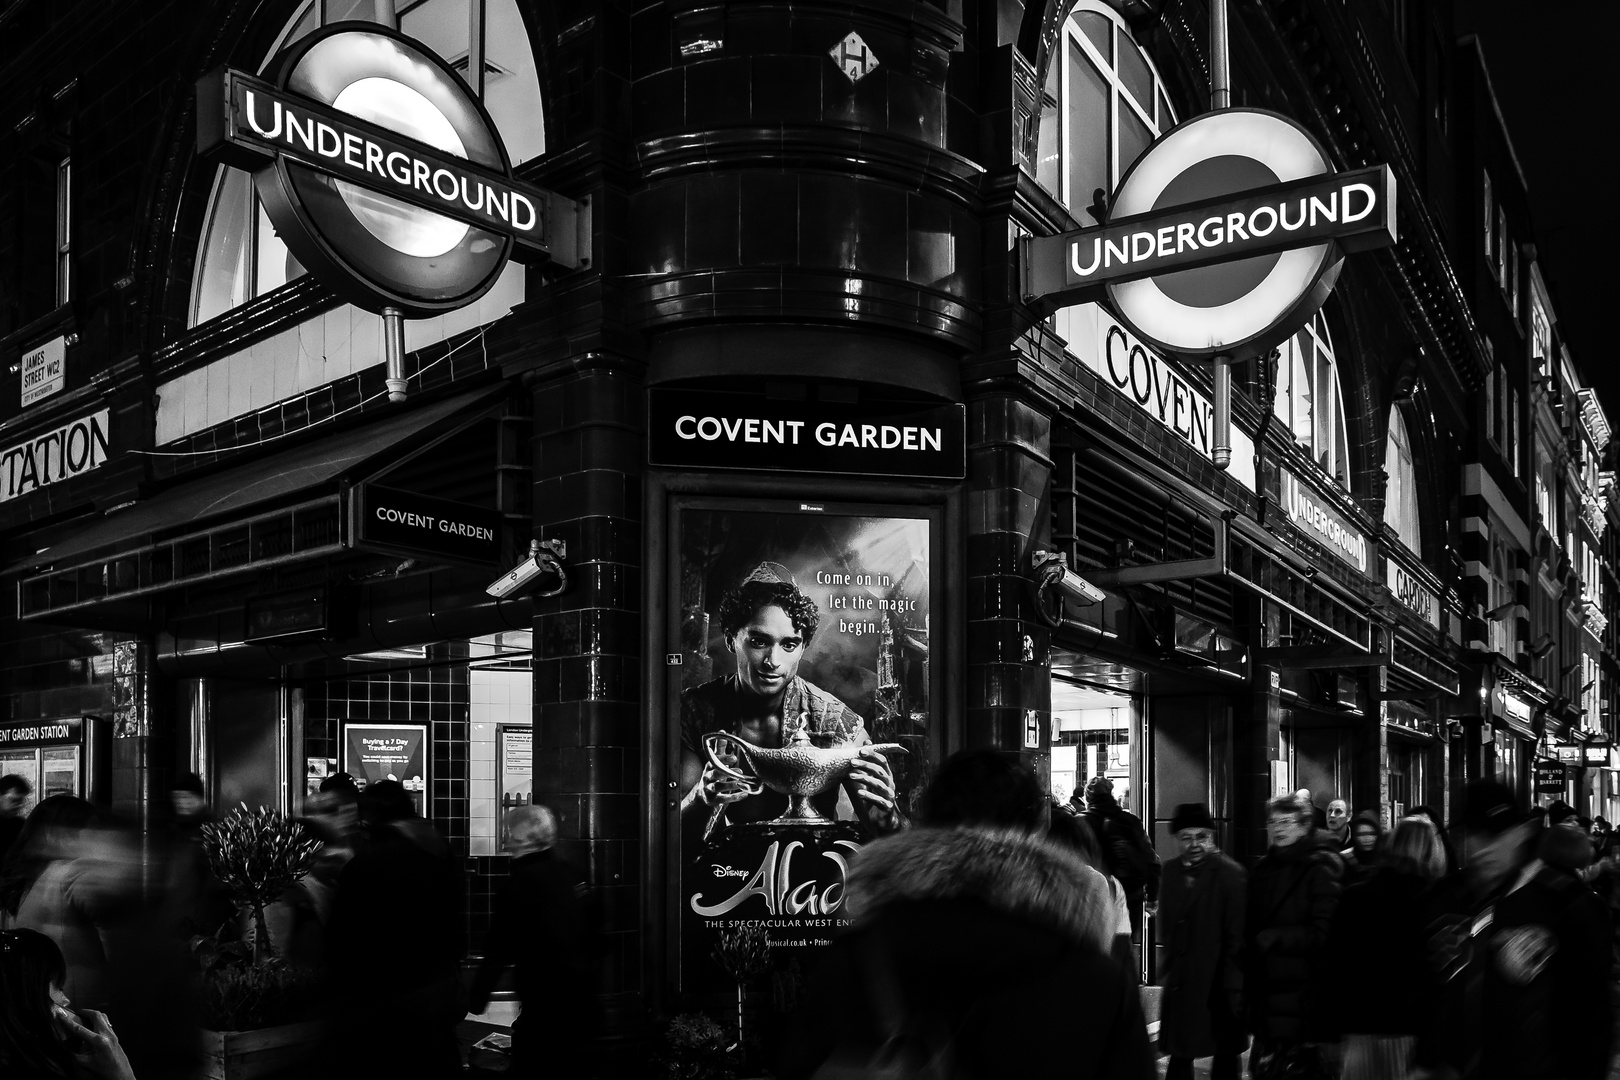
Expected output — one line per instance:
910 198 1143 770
245 586 331 643
199 71 560 258
1534 759 1567 794
357 484 502 564
0 718 84 748
648 389 966 479
1585 743 1612 766
1023 165 1395 305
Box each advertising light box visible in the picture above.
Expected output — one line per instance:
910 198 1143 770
668 499 938 994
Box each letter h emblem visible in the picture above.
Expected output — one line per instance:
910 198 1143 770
829 31 880 84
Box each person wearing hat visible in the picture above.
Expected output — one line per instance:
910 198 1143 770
1157 803 1246 1080
1417 779 1612 1080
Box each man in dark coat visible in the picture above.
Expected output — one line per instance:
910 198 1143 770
1157 803 1246 1080
1418 780 1612 1080
469 804 597 1079
325 780 465 1079
1244 793 1342 1078
1082 774 1161 933
779 749 1154 1080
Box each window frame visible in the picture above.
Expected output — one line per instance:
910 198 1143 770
1383 405 1422 555
55 156 71 307
1038 0 1177 215
1273 310 1351 489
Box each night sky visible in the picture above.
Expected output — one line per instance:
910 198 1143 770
1452 3 1620 412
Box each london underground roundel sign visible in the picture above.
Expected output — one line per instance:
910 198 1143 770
1021 109 1396 359
197 24 583 319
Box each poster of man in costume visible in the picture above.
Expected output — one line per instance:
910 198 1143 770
673 502 932 993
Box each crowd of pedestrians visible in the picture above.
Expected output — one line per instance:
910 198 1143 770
0 771 594 1080
778 756 1618 1080
6 752 1620 1079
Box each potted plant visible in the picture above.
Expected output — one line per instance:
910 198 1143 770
194 804 323 1080
653 1012 738 1080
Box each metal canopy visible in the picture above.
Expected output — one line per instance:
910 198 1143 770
11 386 510 621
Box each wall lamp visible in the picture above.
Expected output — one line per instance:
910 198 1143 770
1528 634 1555 659
485 539 569 599
1484 601 1517 622
1030 550 1105 629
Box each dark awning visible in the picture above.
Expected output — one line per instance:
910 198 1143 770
5 385 508 577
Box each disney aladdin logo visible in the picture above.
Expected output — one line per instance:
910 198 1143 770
690 839 860 918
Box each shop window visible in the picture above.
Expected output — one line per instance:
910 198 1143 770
1383 407 1421 554
188 0 545 327
1495 733 1518 790
1387 738 1425 821
1034 0 1176 219
1273 311 1350 487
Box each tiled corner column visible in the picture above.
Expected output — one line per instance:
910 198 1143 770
964 394 1055 776
529 366 644 1039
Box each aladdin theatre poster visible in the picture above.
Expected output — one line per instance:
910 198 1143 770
672 501 934 993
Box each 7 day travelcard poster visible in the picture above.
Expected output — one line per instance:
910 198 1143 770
671 500 934 994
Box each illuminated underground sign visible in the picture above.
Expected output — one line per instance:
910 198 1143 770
207 75 550 253
1041 167 1390 290
1022 109 1398 360
197 25 585 319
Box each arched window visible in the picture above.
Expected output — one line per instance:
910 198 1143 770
1035 0 1176 220
189 0 544 326
1274 311 1350 488
1383 407 1421 553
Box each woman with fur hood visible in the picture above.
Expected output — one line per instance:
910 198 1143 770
777 749 1154 1080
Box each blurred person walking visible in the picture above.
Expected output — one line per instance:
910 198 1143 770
1244 793 1342 1080
325 780 464 1078
1321 818 1446 1079
1047 800 1133 969
1156 803 1246 1080
0 774 31 859
0 796 122 1010
1340 812 1383 887
1418 780 1611 1080
778 748 1154 1080
1082 773 1162 935
468 805 597 1078
0 927 137 1080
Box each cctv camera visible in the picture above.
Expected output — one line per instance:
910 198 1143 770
1030 551 1106 628
486 539 568 599
1053 565 1106 605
